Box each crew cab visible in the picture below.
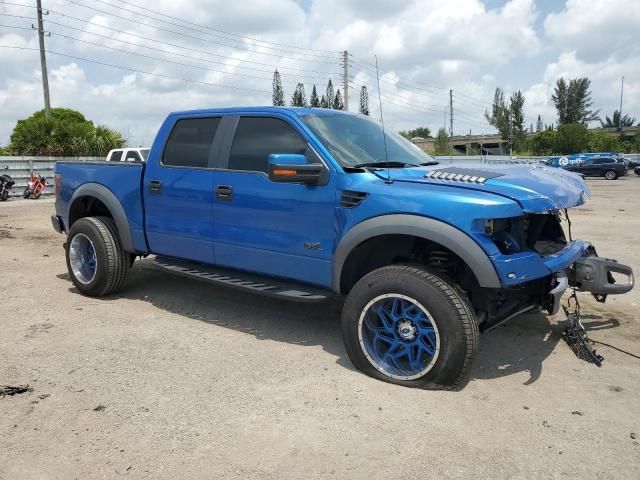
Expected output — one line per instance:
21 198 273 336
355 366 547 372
51 107 634 389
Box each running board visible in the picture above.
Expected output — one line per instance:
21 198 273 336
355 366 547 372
153 256 332 302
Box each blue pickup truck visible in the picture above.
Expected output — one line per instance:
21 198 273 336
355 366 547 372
52 107 634 389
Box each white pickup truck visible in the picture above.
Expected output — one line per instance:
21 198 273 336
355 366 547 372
105 148 150 163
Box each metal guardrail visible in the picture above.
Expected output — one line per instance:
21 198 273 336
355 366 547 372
0 156 102 197
0 153 633 198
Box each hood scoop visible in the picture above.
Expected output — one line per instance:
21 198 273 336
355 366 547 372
425 167 505 184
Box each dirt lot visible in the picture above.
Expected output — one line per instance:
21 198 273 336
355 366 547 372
1 176 639 479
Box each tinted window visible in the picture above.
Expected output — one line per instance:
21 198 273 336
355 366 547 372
163 117 220 168
125 151 141 162
594 158 613 165
110 151 122 162
229 117 308 173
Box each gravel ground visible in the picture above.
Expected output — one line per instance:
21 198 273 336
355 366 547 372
1 176 639 479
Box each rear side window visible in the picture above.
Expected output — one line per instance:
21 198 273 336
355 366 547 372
125 151 141 162
163 117 221 168
228 117 308 173
594 158 612 165
110 151 122 162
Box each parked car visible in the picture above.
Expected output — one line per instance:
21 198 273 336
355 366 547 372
635 166 640 176
51 107 634 389
547 155 627 180
105 148 150 163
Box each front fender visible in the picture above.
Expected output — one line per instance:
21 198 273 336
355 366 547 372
333 214 501 291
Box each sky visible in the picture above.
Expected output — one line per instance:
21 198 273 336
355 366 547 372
0 0 638 146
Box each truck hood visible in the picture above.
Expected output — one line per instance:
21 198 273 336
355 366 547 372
387 163 590 213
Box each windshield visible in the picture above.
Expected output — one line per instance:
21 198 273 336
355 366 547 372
140 149 150 161
300 113 435 168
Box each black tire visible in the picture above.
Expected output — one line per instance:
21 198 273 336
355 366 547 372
65 217 129 296
341 265 478 390
32 190 41 199
0 189 8 201
604 170 618 180
23 187 30 199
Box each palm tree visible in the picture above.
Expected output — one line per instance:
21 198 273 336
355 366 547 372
600 110 636 128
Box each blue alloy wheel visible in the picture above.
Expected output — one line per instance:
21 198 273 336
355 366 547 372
358 293 440 380
69 233 98 285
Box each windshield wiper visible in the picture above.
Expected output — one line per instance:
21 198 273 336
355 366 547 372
352 161 420 169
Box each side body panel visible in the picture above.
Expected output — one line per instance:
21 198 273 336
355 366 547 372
54 162 147 252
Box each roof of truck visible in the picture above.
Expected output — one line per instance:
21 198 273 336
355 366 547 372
170 106 358 117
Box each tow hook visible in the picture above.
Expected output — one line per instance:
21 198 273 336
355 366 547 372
567 254 634 303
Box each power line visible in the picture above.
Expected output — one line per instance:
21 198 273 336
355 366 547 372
63 0 341 63
39 11 341 77
105 0 338 55
0 44 274 95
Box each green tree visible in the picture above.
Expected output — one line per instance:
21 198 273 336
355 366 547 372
600 110 636 128
485 88 511 148
290 82 308 107
509 90 526 152
587 131 621 152
325 79 335 109
552 77 599 126
530 130 557 155
536 114 543 132
272 69 285 106
555 123 590 154
359 86 369 115
333 89 344 110
399 127 431 139
320 95 328 108
433 128 451 155
309 85 320 108
8 108 124 156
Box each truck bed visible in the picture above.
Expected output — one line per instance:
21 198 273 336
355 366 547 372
54 161 148 252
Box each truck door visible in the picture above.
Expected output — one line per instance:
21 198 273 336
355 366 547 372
212 115 336 288
144 116 222 264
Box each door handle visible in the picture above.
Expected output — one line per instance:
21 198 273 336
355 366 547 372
215 185 233 201
149 180 162 193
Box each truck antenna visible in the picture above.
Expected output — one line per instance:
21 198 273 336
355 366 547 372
374 55 392 183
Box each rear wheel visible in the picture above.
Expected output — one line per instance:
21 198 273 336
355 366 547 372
32 189 41 199
341 265 478 390
65 217 129 296
23 187 30 199
0 189 8 201
604 169 618 180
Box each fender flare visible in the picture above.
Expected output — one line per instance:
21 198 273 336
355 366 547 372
333 214 501 291
69 183 135 252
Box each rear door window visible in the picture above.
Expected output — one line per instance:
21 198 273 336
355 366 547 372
228 117 308 173
163 117 221 168
110 151 123 162
125 151 141 162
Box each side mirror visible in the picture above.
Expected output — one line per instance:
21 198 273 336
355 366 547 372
267 154 323 184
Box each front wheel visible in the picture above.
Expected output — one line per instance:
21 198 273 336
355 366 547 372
32 189 41 199
341 265 478 390
23 187 31 199
604 170 618 180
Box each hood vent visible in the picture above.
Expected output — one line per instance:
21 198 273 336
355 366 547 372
425 167 505 184
341 190 368 208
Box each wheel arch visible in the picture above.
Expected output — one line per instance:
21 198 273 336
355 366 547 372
68 183 135 252
333 214 501 293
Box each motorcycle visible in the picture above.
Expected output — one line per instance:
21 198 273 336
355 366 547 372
24 171 46 199
0 166 14 201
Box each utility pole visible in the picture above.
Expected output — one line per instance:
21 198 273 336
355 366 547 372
342 50 349 111
35 0 51 119
449 89 454 150
619 75 624 130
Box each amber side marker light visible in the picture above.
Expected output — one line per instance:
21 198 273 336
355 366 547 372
273 169 298 176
